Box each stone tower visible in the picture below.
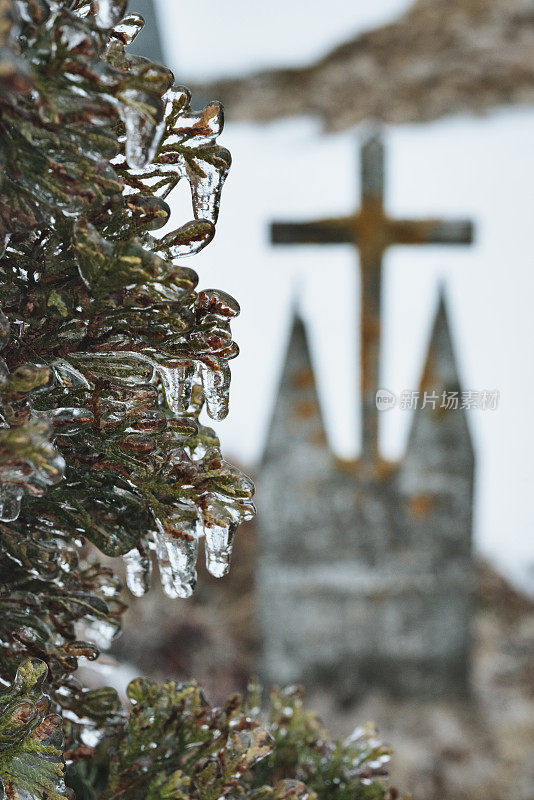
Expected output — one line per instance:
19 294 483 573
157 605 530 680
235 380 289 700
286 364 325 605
257 297 474 698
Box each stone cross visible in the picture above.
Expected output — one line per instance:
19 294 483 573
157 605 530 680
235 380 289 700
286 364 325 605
271 133 473 467
259 134 476 698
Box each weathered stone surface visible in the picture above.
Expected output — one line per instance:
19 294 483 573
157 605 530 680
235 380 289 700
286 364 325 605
191 0 534 130
257 305 474 698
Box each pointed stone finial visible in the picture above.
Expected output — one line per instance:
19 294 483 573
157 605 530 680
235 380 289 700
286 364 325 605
402 291 475 487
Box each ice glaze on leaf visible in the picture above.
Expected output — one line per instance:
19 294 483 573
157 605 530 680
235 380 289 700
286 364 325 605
0 0 254 604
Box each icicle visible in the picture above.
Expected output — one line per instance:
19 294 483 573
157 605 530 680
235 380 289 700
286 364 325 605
0 484 23 522
93 0 127 29
203 521 236 578
119 88 165 170
187 146 231 224
123 547 152 597
153 519 198 599
200 361 231 420
156 362 194 415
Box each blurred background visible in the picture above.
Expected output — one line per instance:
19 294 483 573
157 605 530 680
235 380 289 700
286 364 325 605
95 2 534 798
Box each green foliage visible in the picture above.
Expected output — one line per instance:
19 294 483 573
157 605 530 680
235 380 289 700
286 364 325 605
0 659 66 800
0 2 402 799
68 678 397 800
250 686 396 800
0 0 252 703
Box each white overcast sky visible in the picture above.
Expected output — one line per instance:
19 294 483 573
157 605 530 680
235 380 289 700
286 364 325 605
155 0 411 80
152 0 534 595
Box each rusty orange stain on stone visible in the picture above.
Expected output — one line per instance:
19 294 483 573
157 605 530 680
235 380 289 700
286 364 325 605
294 399 318 419
292 367 315 389
408 493 436 519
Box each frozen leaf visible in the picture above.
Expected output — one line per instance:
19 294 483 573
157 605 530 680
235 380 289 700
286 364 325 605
153 219 215 258
228 726 273 768
112 13 145 47
0 421 65 521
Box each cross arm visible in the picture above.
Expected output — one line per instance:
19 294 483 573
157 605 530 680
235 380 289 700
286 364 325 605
271 216 355 246
389 218 473 246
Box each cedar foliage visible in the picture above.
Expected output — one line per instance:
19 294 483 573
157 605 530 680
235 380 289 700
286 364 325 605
0 2 400 799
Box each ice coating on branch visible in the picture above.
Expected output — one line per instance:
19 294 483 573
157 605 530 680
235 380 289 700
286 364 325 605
168 98 224 144
153 518 198 599
129 87 231 225
119 89 166 170
0 422 65 521
39 407 94 436
0 312 65 522
160 92 230 223
0 0 255 602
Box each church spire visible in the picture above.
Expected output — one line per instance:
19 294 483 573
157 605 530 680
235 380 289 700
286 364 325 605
402 292 475 484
